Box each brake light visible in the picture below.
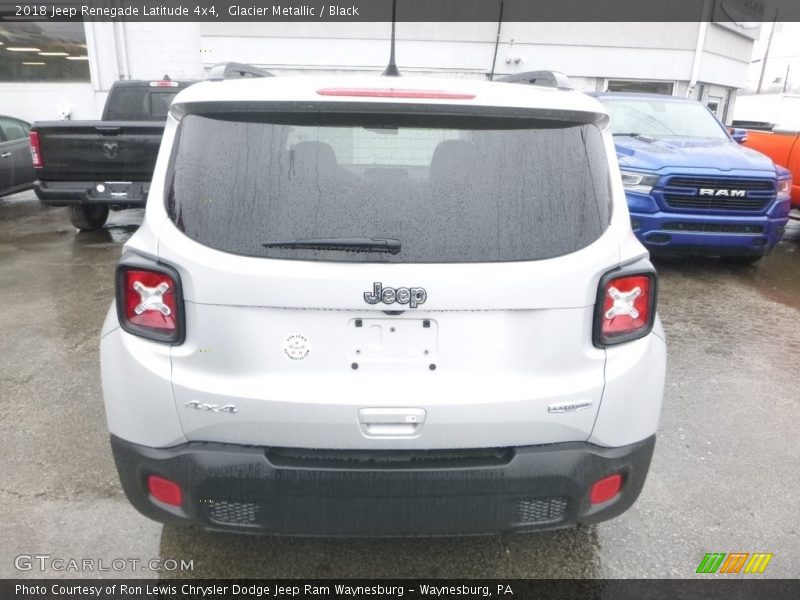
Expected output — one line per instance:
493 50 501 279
594 271 656 346
29 131 43 168
316 88 475 99
116 264 184 343
149 80 178 87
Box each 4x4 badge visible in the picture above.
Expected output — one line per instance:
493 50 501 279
364 282 427 309
185 400 238 414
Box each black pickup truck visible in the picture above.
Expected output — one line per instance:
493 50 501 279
30 78 195 230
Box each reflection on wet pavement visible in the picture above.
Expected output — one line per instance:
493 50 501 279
158 526 601 579
654 218 800 311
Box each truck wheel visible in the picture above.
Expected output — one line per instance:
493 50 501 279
67 205 109 231
724 255 762 265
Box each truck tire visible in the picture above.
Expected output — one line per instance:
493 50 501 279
67 205 109 231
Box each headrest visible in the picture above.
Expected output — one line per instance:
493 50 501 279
290 141 338 178
430 140 478 185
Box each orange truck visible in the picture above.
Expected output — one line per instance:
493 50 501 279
736 127 800 208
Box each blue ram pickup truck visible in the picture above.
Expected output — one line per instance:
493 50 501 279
593 92 792 263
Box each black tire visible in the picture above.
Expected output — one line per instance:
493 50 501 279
724 254 762 265
67 204 109 231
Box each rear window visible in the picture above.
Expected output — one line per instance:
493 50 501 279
105 88 179 121
167 111 612 263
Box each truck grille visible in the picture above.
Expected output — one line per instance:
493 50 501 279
662 223 763 234
517 497 569 524
662 176 774 212
666 177 774 190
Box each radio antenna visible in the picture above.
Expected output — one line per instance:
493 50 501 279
382 0 401 76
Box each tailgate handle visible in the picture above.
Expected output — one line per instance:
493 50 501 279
358 408 426 437
95 126 122 135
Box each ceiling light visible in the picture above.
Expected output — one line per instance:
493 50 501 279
6 47 41 52
65 55 89 60
38 52 68 56
23 62 46 66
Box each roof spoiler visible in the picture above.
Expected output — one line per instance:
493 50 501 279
207 62 274 81
496 70 574 91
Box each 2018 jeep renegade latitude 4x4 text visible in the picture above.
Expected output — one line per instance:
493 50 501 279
100 73 666 535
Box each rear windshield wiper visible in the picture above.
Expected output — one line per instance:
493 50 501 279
262 237 402 254
613 132 656 142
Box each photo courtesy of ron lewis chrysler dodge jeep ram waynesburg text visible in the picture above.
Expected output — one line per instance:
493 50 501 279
100 68 666 536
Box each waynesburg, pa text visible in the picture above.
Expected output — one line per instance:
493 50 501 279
15 583 513 598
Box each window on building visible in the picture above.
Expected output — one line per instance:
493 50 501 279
606 80 675 96
0 22 90 82
706 97 722 117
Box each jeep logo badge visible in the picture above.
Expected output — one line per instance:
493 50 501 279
364 282 427 309
698 188 746 197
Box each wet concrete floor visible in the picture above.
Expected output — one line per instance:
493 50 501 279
1 191 798 578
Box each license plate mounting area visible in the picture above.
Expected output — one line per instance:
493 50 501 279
347 318 438 363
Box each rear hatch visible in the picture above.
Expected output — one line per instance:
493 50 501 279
156 99 618 449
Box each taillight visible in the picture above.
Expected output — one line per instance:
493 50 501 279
116 263 184 344
29 131 43 168
593 270 657 347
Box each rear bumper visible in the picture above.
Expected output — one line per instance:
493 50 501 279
631 210 788 256
34 180 149 207
111 434 656 536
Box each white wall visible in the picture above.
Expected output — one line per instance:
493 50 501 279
3 21 757 124
198 22 496 76
120 22 204 81
698 23 756 88
86 21 203 84
198 21 755 88
0 83 97 123
493 22 697 80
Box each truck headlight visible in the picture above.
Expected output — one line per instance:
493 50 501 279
620 170 660 194
777 178 791 200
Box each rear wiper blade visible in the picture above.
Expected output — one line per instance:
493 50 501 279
613 132 656 142
262 237 401 254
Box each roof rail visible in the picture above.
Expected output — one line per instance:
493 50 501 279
207 62 274 81
496 70 574 91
